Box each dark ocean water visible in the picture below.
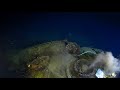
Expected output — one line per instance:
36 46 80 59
0 12 120 77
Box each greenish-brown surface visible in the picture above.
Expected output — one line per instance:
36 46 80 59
8 40 104 78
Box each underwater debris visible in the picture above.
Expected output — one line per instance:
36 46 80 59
95 69 105 78
8 40 119 78
95 69 117 78
66 42 80 55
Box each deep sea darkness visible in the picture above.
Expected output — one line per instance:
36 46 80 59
0 12 120 77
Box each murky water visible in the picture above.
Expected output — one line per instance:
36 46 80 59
0 12 120 77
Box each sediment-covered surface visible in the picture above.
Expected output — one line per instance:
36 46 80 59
8 40 118 78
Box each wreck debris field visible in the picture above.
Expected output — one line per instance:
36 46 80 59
0 12 120 78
